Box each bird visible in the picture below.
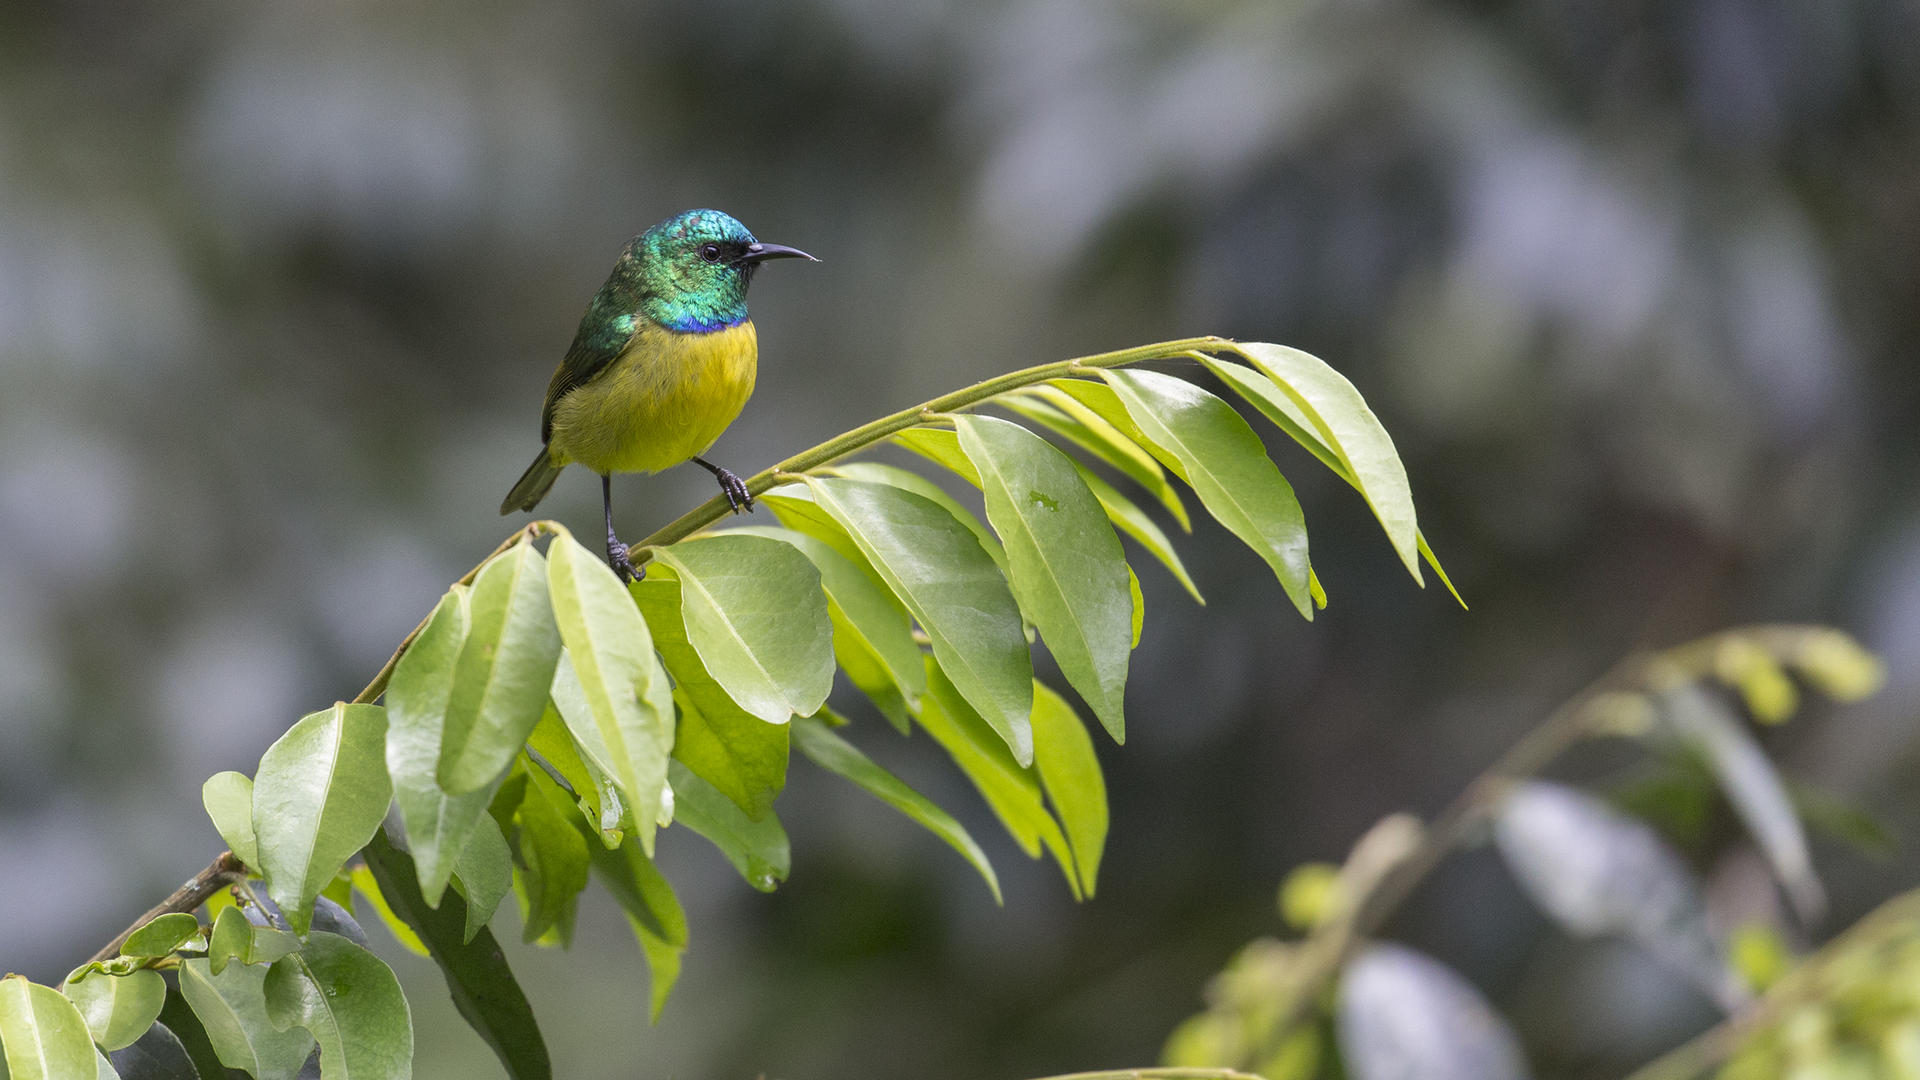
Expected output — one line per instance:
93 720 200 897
499 208 816 581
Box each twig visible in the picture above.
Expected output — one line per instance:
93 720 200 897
87 851 246 965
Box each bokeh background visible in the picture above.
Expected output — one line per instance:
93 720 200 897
4 0 1919 1076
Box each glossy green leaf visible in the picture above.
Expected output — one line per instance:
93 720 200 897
918 661 1078 897
1127 565 1144 649
386 585 498 906
791 715 1001 902
542 667 639 844
510 762 591 946
957 414 1132 742
346 866 428 957
631 578 789 821
176 960 314 1080
438 543 563 795
1070 460 1203 604
587 838 687 1022
105 1021 197 1080
1229 343 1420 580
758 489 871 571
647 533 833 725
1030 682 1108 897
263 934 412 1080
201 772 259 869
547 532 677 849
120 914 200 959
450 814 514 941
1098 368 1313 617
806 476 1035 764
829 461 1010 575
892 426 979 486
363 829 550 1080
1014 385 1192 531
206 906 299 975
667 761 790 892
2 976 111 1080
62 969 164 1053
253 702 392 936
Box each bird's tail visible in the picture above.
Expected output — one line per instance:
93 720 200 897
500 450 564 514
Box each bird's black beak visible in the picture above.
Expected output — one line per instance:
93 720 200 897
738 242 818 265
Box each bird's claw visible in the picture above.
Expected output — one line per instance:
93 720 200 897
607 540 644 584
716 468 754 514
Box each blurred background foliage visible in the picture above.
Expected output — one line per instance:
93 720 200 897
2 0 1918 1077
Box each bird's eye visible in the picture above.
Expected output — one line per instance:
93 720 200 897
699 243 723 264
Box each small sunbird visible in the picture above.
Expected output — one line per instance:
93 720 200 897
500 208 816 580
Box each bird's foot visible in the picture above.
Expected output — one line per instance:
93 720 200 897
715 467 754 514
607 540 644 584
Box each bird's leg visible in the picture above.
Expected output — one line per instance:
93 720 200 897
602 474 642 583
693 456 754 514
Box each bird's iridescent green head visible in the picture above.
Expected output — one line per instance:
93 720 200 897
627 209 816 333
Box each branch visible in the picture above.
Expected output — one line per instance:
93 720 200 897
87 851 246 965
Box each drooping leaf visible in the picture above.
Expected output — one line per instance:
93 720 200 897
1219 345 1421 580
525 704 619 841
105 1021 197 1080
957 414 1133 742
386 585 497 906
263 934 412 1080
201 773 259 869
1337 944 1531 1080
1 976 110 1080
586 838 687 1022
1662 685 1825 921
346 866 428 957
547 532 678 849
176 960 314 1080
630 578 788 821
1012 385 1192 531
63 969 165 1052
918 661 1078 897
450 814 514 942
1069 460 1204 604
362 829 550 1080
892 426 980 486
1096 369 1312 617
1127 564 1144 648
828 461 1010 576
666 761 791 892
120 914 201 959
438 544 563 796
646 533 834 725
1494 781 1739 1008
509 762 591 946
805 476 1035 764
253 703 392 936
1030 682 1108 897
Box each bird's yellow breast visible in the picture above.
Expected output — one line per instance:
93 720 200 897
546 320 758 475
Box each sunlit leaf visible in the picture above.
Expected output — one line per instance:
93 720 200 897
667 761 790 892
438 544 562 795
892 426 979 486
1095 369 1313 618
1070 460 1203 604
363 829 550 1080
63 969 164 1052
1017 384 1192 531
829 461 1010 575
201 772 259 870
0 977 109 1080
957 414 1133 742
263 934 412 1080
1030 682 1108 896
176 960 314 1080
1338 944 1530 1080
805 476 1034 763
253 703 392 936
790 715 1000 903
587 838 687 1022
120 914 200 959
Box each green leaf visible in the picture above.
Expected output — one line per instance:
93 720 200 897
587 839 687 1022
62 969 164 1053
263 934 412 1080
1030 682 1108 897
450 815 514 941
918 661 1078 897
957 414 1133 742
1 976 111 1080
1097 369 1312 617
154 990 230 1080
1227 343 1420 581
667 761 791 892
791 715 1001 903
1127 564 1144 649
347 866 428 957
547 532 677 849
206 906 299 975
629 577 789 821
891 426 979 486
805 476 1035 764
120 914 200 959
1070 460 1204 605
253 702 393 936
386 585 498 907
510 762 591 946
828 461 1011 575
539 672 631 843
1010 386 1192 531
647 533 835 724
200 773 259 869
176 960 314 1080
438 544 563 795
105 1021 198 1080
363 829 550 1080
